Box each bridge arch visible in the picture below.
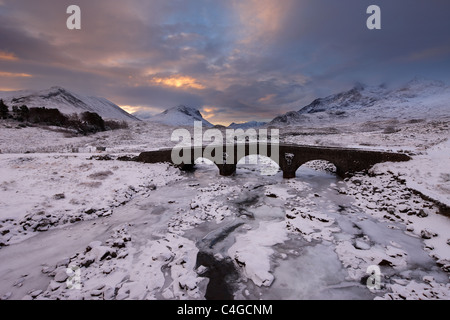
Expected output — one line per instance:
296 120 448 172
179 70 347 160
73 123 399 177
194 156 216 166
296 159 338 176
236 154 280 176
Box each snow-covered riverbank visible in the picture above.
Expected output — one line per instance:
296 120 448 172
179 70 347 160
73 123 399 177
0 119 448 300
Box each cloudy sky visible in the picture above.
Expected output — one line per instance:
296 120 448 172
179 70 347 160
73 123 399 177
1 0 449 125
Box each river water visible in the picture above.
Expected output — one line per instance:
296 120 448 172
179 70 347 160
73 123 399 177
179 161 447 300
0 159 447 300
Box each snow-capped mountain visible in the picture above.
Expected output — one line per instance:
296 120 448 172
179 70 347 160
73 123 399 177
0 87 138 121
269 78 450 126
228 121 267 129
147 105 213 127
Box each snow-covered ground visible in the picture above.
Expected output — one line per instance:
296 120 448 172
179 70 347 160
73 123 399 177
0 114 449 300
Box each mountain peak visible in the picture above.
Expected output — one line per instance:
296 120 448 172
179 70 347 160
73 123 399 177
48 86 67 91
0 86 138 121
352 82 366 92
269 78 450 126
401 77 446 91
228 121 267 129
148 105 213 127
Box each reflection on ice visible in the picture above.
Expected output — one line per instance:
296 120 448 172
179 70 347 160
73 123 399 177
257 244 375 300
182 162 449 300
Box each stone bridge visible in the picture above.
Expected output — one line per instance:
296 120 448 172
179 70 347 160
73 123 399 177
136 143 411 179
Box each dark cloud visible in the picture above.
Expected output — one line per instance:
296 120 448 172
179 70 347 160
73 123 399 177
1 0 449 124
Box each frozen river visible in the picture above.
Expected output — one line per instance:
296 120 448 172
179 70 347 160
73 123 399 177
0 159 448 300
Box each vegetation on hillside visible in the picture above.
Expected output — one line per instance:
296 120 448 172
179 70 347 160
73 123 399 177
0 99 128 135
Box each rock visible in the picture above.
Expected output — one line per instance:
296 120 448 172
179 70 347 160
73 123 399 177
190 202 199 210
54 269 69 283
196 265 208 276
53 193 65 200
21 295 33 300
113 239 125 248
100 210 113 217
91 246 112 261
90 289 103 297
35 218 52 232
86 241 102 252
56 258 70 268
423 276 434 284
30 290 43 298
441 264 450 272
49 281 61 291
447 239 450 246
178 276 198 290
103 286 115 300
397 205 409 213
354 239 371 250
378 259 393 267
214 253 224 260
417 209 429 218
386 207 395 215
85 208 97 215
421 229 437 239
0 292 12 300
115 287 130 300
81 255 95 267
42 265 56 274
13 278 25 287
406 225 414 232
102 266 113 274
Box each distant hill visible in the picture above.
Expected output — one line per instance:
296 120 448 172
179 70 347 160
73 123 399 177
228 121 267 129
147 105 213 127
0 86 139 121
269 78 450 126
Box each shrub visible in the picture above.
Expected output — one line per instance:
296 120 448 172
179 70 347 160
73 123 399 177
81 111 105 133
29 107 68 126
383 126 399 134
12 105 29 122
104 120 129 130
0 100 9 119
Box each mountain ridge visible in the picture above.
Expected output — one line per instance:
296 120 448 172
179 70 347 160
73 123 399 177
0 86 139 121
269 78 450 126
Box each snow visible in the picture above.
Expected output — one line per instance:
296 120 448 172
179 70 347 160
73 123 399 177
374 138 450 207
147 105 213 127
0 153 183 246
0 87 138 121
0 79 449 300
270 78 450 126
228 121 267 129
228 221 288 287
